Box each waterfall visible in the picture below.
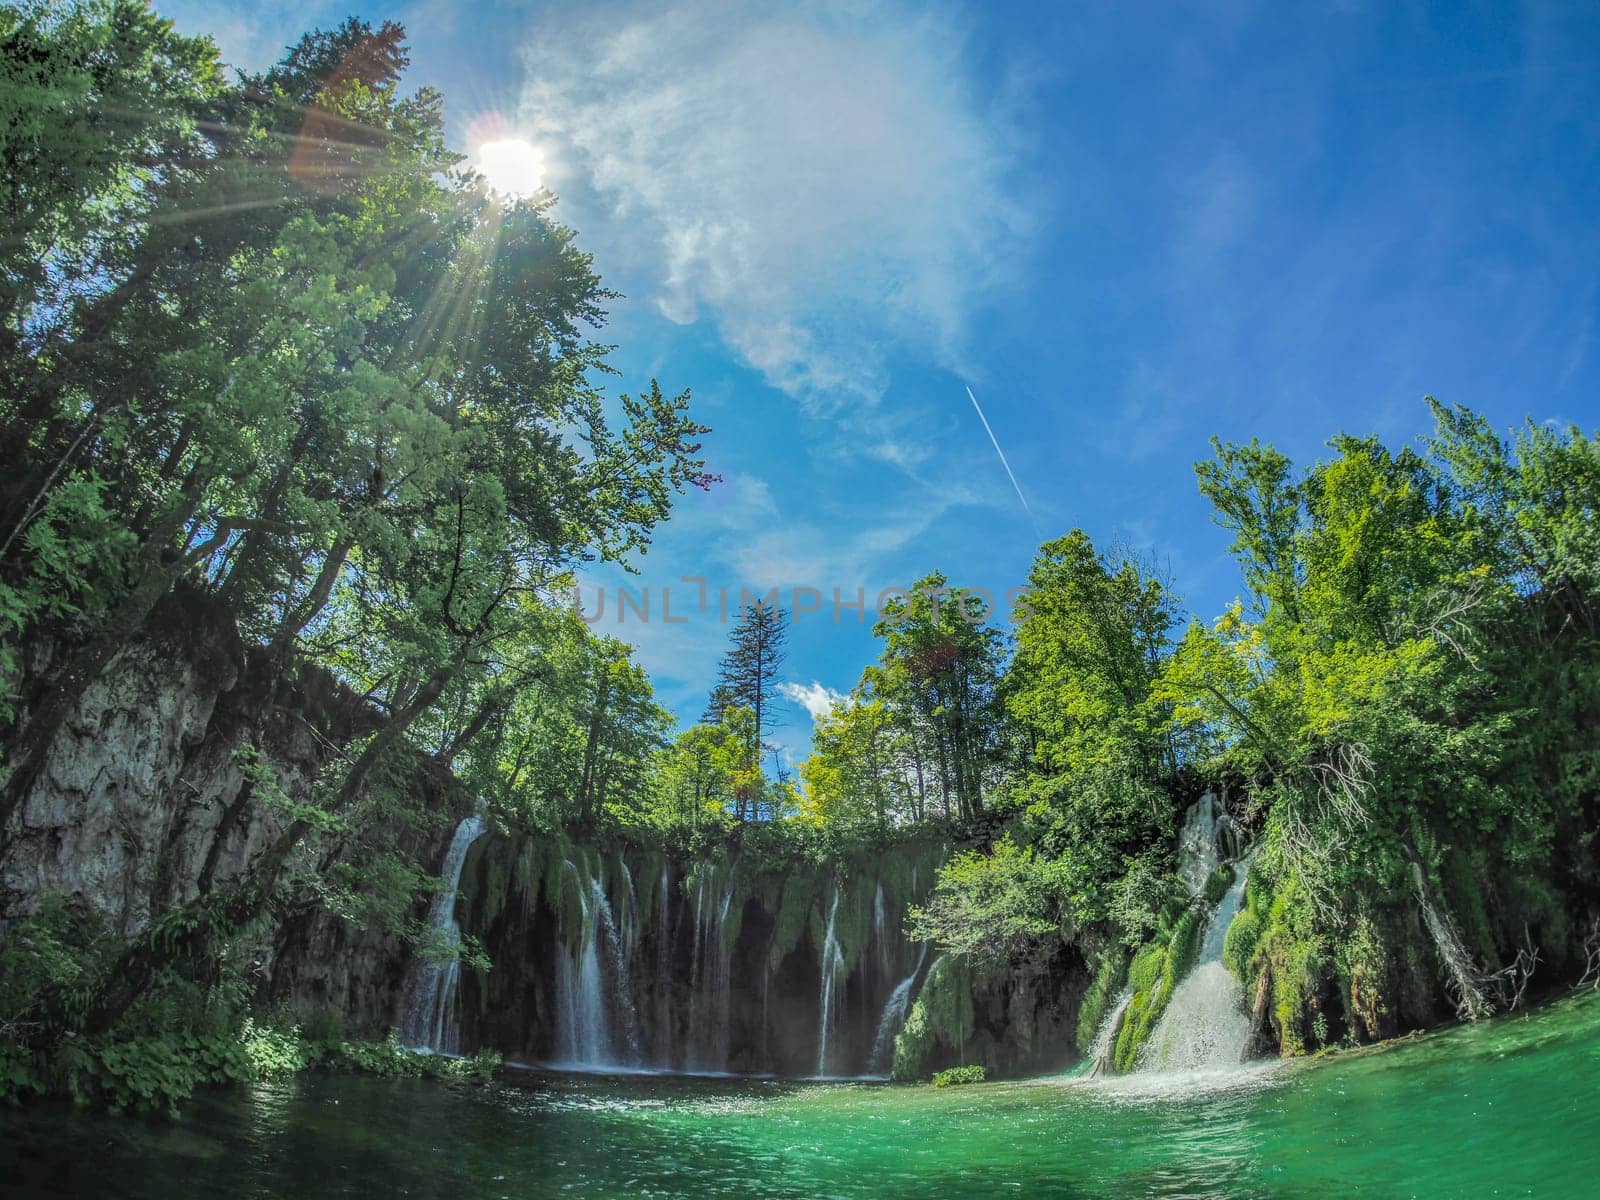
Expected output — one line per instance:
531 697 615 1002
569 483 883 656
396 812 486 1053
816 886 843 1077
874 882 888 977
1140 857 1255 1073
553 862 643 1069
1083 984 1134 1077
1176 792 1224 897
710 879 735 1070
654 862 671 1067
683 866 734 1072
868 943 929 1076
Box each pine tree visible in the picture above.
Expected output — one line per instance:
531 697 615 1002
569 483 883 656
704 598 788 818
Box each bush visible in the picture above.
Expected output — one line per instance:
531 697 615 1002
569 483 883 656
932 1064 985 1087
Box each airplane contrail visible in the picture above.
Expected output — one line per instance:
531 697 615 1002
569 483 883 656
965 385 1034 519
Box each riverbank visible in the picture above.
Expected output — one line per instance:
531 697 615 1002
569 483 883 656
0 1025 501 1115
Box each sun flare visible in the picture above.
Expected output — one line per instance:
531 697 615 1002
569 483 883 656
476 137 546 198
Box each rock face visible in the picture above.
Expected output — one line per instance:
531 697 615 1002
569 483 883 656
451 833 1092 1079
0 588 467 1035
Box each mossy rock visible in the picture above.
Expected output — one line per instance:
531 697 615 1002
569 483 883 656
891 955 974 1080
769 870 821 970
1110 905 1204 1071
1203 864 1235 906
1223 907 1262 982
1074 947 1129 1052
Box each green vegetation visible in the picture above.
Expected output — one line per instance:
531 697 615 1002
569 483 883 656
0 3 707 1105
932 1064 985 1086
892 955 976 1081
2 1021 500 1115
822 407 1600 1069
2 0 1598 1110
906 837 1064 966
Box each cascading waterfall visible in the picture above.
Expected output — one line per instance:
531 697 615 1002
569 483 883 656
396 812 486 1053
1083 984 1135 1077
683 866 735 1072
709 879 736 1069
1176 791 1224 896
553 861 643 1069
868 942 929 1075
815 886 844 1077
654 862 671 1066
1140 853 1256 1073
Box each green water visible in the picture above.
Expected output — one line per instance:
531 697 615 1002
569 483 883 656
8 992 1600 1199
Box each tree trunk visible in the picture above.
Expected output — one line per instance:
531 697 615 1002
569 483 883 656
1404 844 1492 1020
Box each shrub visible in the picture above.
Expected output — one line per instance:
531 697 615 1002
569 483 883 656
932 1064 985 1087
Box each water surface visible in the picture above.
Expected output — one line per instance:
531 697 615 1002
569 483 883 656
8 990 1599 1198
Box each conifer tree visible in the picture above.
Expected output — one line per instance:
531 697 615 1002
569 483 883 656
704 598 788 817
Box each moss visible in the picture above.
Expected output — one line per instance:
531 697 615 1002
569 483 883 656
891 955 974 1081
833 873 875 976
1223 906 1262 982
1253 871 1329 1056
1074 947 1129 1052
1110 902 1205 1072
767 870 821 970
1203 864 1236 906
1337 910 1391 1042
1442 846 1499 965
630 848 666 929
1167 908 1203 979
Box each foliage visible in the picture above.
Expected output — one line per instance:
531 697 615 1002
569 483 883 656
797 574 1008 831
0 3 710 1060
932 1064 985 1086
907 837 1065 967
2 0 1599 1092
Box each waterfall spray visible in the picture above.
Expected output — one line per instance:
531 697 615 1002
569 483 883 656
1140 852 1257 1073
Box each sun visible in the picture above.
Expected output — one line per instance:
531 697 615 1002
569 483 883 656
476 138 546 198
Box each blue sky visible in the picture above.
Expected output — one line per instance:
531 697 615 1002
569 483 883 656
156 0 1600 763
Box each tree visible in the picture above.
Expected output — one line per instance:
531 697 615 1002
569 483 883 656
907 837 1066 967
0 11 714 1040
872 574 1005 821
704 598 787 818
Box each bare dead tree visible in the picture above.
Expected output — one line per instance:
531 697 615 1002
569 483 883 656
1277 741 1376 924
1485 927 1540 1012
1578 916 1600 990
1406 852 1493 1021
1407 573 1491 669
1310 741 1375 832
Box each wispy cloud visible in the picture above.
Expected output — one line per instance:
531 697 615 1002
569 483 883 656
519 0 1030 409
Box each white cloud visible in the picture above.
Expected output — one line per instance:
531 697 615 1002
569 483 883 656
779 680 848 721
519 0 1029 408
